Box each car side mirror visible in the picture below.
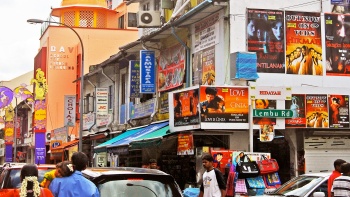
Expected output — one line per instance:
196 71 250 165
313 191 325 197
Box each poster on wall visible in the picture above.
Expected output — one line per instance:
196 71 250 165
305 94 329 128
199 86 249 123
173 88 200 127
325 13 350 76
158 44 185 92
247 9 285 73
328 94 349 128
211 150 234 172
285 94 307 128
158 92 169 120
192 52 202 85
259 125 275 142
177 133 194 155
201 46 215 85
253 99 277 125
285 11 322 75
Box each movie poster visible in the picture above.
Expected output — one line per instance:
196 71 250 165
247 9 285 73
325 13 350 76
285 94 306 128
305 94 329 128
328 94 349 128
173 88 200 127
158 43 186 91
192 51 202 85
253 99 277 125
201 46 215 85
199 86 249 123
285 11 322 75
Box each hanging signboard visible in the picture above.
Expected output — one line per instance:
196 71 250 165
140 50 156 93
64 95 76 126
129 60 141 98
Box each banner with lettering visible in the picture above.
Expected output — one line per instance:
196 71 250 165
158 44 185 92
285 11 322 75
129 60 141 98
199 86 249 123
140 50 156 93
247 9 285 73
158 92 169 120
64 95 76 126
328 94 349 128
177 133 194 155
285 94 307 128
201 46 215 85
325 13 350 76
305 94 329 128
173 88 200 127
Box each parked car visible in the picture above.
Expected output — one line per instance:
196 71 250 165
82 167 184 197
0 163 55 194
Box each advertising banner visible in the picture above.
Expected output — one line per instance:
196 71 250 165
51 127 68 143
133 98 155 119
35 132 46 164
201 46 215 85
96 114 112 127
34 99 46 132
192 51 203 85
140 50 156 93
83 113 94 130
129 60 141 98
64 95 76 126
173 88 200 127
247 9 285 73
192 12 220 53
96 88 108 115
328 94 349 128
305 94 329 128
285 94 307 128
158 44 185 92
285 11 322 75
199 86 249 123
5 145 12 162
325 13 350 76
158 92 169 120
177 133 194 155
4 121 14 144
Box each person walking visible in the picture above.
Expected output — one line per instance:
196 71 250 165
49 152 100 197
332 163 350 197
199 154 226 197
328 159 346 197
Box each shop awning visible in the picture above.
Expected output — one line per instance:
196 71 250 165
94 126 147 152
129 125 170 150
107 121 169 149
51 140 79 153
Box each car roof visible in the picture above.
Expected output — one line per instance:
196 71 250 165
300 172 332 178
83 167 170 179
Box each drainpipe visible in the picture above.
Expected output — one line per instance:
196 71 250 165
101 67 115 131
87 79 97 132
171 26 190 87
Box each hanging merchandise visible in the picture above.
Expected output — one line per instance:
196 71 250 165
265 172 282 186
257 155 279 174
236 152 260 178
246 176 266 189
235 179 248 194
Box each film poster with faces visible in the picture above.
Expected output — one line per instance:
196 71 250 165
285 11 322 75
247 9 285 73
199 86 249 123
253 99 277 125
328 94 349 128
306 95 329 128
173 88 200 127
325 13 350 76
192 46 215 86
285 94 307 128
158 43 185 92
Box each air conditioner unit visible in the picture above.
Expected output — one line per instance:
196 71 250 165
137 11 161 28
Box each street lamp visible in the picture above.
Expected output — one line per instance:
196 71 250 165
27 19 84 152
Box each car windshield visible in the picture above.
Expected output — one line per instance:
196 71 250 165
98 179 182 197
273 175 325 197
9 169 52 188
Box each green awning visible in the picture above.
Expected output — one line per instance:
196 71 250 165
129 125 169 150
94 126 146 153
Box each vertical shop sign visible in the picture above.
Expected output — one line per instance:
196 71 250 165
201 46 215 85
199 86 249 123
173 88 200 127
177 133 194 155
129 60 141 98
96 88 108 115
247 9 285 73
285 94 307 128
64 95 76 126
325 13 350 76
305 94 329 128
158 44 186 92
285 11 322 75
328 94 349 128
140 50 156 93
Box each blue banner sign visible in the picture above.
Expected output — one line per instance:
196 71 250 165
331 0 349 4
133 98 155 119
140 50 156 93
129 60 141 98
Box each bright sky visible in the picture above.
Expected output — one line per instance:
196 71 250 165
0 0 61 81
